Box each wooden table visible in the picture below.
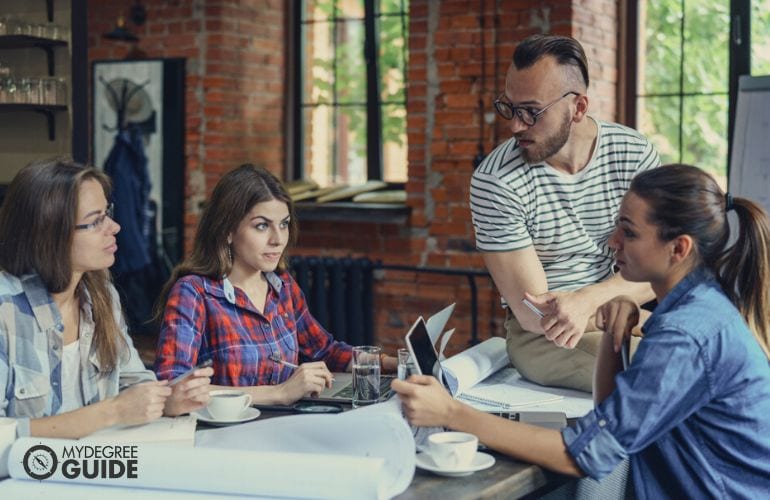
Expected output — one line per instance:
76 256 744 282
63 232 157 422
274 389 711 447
234 408 574 500
397 451 570 500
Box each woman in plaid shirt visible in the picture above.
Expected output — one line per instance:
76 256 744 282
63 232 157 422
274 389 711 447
155 164 396 405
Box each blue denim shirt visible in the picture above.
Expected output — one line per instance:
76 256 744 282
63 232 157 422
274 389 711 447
0 272 155 437
562 268 770 498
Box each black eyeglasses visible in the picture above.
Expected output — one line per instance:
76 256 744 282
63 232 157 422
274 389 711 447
75 203 114 231
493 91 578 126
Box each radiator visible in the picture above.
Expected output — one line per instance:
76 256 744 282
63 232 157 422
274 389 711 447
288 256 375 345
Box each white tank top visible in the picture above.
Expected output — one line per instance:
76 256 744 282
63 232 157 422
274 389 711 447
59 340 85 413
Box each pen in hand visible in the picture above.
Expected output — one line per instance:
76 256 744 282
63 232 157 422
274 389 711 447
522 298 545 319
268 353 335 383
170 358 214 386
268 353 298 369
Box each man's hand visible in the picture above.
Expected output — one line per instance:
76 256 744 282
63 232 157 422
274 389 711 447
523 290 594 349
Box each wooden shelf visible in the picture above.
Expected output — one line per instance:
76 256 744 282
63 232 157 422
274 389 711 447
0 103 68 140
295 202 411 224
0 35 67 50
0 35 67 76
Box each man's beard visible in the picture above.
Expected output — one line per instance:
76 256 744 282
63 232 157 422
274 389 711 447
519 111 572 164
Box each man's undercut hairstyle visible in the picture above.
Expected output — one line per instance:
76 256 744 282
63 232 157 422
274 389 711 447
512 34 589 89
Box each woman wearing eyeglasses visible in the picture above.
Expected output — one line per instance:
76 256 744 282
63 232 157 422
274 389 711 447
0 158 212 438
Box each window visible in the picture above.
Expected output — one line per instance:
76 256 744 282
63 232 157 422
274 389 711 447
292 0 409 188
631 0 770 186
751 1 770 75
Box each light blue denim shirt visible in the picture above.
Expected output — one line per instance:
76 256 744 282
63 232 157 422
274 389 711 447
562 267 770 499
0 271 155 437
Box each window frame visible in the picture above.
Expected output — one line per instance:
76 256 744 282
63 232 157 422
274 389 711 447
621 0 752 177
287 0 409 185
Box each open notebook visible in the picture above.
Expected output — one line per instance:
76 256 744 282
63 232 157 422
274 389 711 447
439 338 564 411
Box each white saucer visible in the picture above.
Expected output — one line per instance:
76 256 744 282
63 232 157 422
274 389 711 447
192 407 261 426
415 452 495 477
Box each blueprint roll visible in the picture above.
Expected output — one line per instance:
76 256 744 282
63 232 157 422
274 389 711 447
3 438 385 499
0 396 416 499
0 417 17 479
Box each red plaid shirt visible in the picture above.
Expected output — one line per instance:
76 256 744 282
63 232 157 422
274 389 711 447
155 271 352 386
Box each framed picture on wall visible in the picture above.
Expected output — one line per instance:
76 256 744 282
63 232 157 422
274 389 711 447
91 58 185 333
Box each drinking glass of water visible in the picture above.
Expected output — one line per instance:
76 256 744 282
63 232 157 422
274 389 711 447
397 348 417 381
352 346 381 408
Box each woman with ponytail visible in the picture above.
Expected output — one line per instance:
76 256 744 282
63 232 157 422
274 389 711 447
584 163 770 496
393 164 770 498
0 158 211 438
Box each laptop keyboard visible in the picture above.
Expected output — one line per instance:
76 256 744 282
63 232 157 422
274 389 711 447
334 375 396 400
490 411 521 421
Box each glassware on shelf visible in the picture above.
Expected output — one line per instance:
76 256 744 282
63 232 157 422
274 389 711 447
45 23 58 40
17 78 31 103
55 24 69 42
33 23 46 38
41 77 56 105
0 70 10 104
55 77 67 105
7 17 23 35
6 78 18 103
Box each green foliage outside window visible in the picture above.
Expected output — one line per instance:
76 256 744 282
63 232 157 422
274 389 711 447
640 0 770 182
639 0 729 179
308 0 408 170
752 0 770 75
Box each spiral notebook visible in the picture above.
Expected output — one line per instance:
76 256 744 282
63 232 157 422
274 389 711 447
455 367 563 411
439 338 564 411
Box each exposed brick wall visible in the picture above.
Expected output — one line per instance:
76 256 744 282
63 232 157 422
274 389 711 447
572 0 619 118
87 0 619 355
296 0 619 355
87 0 286 252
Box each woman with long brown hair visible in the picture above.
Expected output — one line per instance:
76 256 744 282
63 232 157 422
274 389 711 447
0 158 211 438
393 164 770 498
154 163 396 406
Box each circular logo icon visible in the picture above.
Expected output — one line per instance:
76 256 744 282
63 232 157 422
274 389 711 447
23 444 58 480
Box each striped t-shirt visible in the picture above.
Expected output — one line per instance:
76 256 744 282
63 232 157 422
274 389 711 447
470 119 660 292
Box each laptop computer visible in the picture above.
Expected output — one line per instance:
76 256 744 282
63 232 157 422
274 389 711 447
303 303 456 403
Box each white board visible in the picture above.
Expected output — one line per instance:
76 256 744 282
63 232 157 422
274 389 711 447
729 75 770 215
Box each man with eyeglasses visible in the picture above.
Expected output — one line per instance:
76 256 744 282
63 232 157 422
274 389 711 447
471 34 660 392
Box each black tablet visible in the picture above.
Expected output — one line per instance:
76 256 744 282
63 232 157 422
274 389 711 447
405 317 440 377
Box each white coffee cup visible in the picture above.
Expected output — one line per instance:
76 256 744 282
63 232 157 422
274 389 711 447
206 390 252 421
426 431 478 468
